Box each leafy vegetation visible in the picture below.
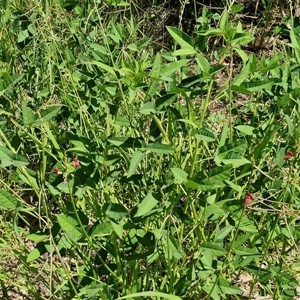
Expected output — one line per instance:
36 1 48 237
0 0 300 299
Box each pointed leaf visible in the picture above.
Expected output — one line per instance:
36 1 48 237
171 168 188 183
40 105 62 122
134 192 158 218
195 128 216 142
166 26 195 50
240 80 273 91
160 59 190 76
105 203 128 219
220 11 229 32
200 243 227 256
91 222 112 237
11 154 29 167
86 60 116 77
140 102 156 115
146 143 174 154
173 48 197 56
117 291 181 300
57 214 82 240
150 53 161 78
220 153 251 168
0 190 19 210
235 125 255 135
108 137 145 148
218 141 247 158
218 284 242 295
127 150 145 177
27 248 41 262
209 165 232 180
196 54 210 72
155 94 177 111
22 102 35 126
186 179 214 191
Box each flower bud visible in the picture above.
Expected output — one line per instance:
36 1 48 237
72 158 80 168
284 151 293 160
244 193 253 205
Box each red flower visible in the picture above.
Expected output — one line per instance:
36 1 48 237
284 151 293 160
53 167 62 175
72 158 80 168
244 193 253 205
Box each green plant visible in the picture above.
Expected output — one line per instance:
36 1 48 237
0 0 300 299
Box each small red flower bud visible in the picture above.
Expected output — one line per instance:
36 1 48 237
53 167 62 175
284 151 293 160
72 158 80 168
244 193 253 205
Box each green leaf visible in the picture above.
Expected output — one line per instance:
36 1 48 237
0 73 23 97
173 48 197 56
197 29 223 36
218 284 242 295
233 57 251 86
140 102 156 115
148 53 161 95
225 180 242 193
79 283 105 298
214 225 234 242
134 192 158 218
85 60 116 77
0 146 14 160
234 246 260 256
275 147 286 167
231 4 244 12
209 165 232 180
27 233 48 242
105 203 128 219
186 179 214 191
166 26 195 50
235 125 255 135
22 102 35 127
220 153 251 168
234 48 248 63
39 105 62 122
240 80 273 91
200 243 227 256
108 137 145 148
209 64 226 75
110 220 123 238
19 173 39 190
68 138 89 154
12 154 29 167
1 153 29 167
238 216 257 233
220 11 229 32
218 141 247 158
146 143 174 154
155 94 177 111
195 128 216 142
91 222 112 237
289 28 300 50
56 214 82 240
127 150 145 178
171 168 188 183
0 190 19 210
150 53 161 78
196 54 210 73
115 116 130 127
231 84 252 94
27 248 41 262
18 29 29 43
117 291 181 300
160 59 190 77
